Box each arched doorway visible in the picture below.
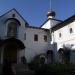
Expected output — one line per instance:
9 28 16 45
58 48 70 64
4 43 17 63
2 38 25 63
58 48 64 63
47 50 53 64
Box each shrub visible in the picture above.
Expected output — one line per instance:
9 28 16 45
29 63 75 75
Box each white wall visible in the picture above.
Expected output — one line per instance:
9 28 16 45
53 21 75 50
52 21 75 63
23 28 50 62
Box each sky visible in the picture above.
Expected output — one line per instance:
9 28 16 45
0 0 75 27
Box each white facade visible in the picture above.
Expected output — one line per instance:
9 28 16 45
53 21 75 50
18 27 50 62
52 21 75 63
0 8 75 64
41 11 75 63
0 9 51 63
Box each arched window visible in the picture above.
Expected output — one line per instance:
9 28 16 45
6 18 20 38
7 22 17 37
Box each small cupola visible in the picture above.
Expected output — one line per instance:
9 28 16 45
47 11 56 19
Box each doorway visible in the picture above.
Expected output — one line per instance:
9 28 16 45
3 44 17 63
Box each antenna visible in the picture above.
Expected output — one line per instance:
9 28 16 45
49 0 52 11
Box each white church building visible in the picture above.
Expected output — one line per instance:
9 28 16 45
0 8 75 64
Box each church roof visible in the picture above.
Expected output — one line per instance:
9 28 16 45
40 18 62 28
52 14 75 31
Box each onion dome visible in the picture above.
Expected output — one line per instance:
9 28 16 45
47 11 56 19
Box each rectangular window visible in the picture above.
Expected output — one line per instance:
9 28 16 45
70 28 73 34
34 34 38 41
44 35 47 42
59 33 61 38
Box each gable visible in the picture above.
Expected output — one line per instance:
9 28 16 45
41 18 62 29
0 8 29 27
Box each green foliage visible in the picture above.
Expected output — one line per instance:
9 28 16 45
28 54 75 75
28 54 46 70
28 63 75 75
